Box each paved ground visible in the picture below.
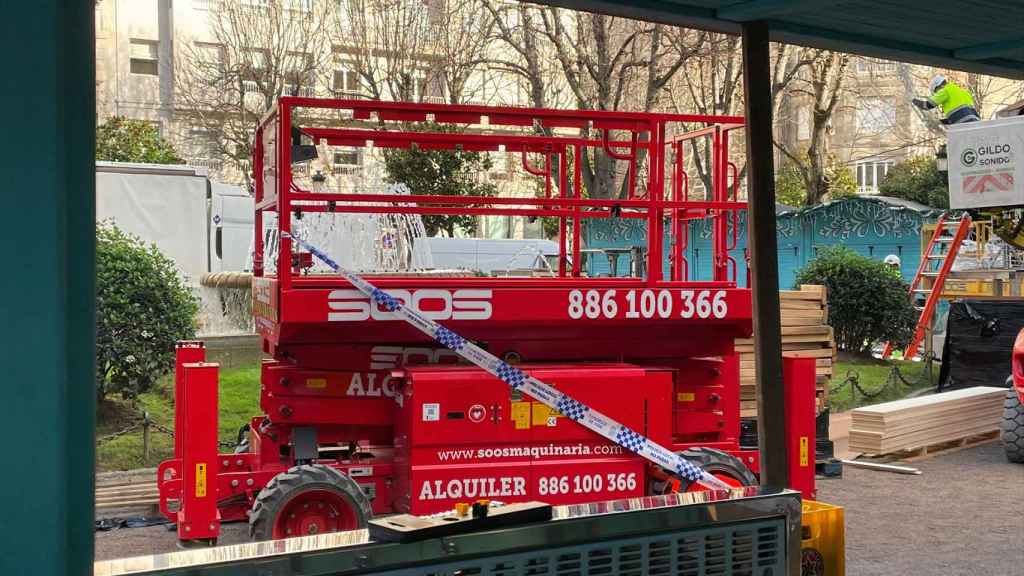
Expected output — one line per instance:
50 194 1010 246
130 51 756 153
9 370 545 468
95 521 247 562
95 441 1024 573
817 441 1023 576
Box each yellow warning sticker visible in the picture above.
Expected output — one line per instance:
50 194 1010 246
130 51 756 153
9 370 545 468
196 463 207 497
799 437 809 467
305 378 327 389
532 403 558 427
511 402 531 430
677 392 696 402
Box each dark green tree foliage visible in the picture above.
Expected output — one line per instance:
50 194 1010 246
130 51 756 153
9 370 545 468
775 154 857 207
382 124 496 237
795 246 916 355
775 161 809 208
96 222 198 401
96 116 185 164
878 155 948 209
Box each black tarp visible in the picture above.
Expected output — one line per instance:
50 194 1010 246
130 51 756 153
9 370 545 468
939 300 1024 391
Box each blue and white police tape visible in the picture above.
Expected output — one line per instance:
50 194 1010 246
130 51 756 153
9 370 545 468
282 232 732 492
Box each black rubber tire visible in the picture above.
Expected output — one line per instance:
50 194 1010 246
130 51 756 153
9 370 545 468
249 464 373 541
1001 387 1024 464
679 447 758 490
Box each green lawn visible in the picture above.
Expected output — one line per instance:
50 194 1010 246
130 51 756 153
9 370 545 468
829 358 939 413
96 366 261 472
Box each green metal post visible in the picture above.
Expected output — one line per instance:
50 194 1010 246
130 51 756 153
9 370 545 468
0 2 96 575
741 21 789 489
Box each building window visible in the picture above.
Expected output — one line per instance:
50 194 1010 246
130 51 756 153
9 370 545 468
396 71 444 103
396 72 424 101
333 68 363 97
287 0 313 12
333 148 361 174
195 42 226 84
856 58 897 75
856 97 896 133
856 160 895 194
242 48 267 94
284 52 315 97
129 39 159 76
189 129 223 170
797 106 811 141
421 75 445 104
190 129 220 157
334 0 353 28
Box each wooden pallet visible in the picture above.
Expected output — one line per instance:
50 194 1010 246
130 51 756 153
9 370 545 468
866 430 1000 463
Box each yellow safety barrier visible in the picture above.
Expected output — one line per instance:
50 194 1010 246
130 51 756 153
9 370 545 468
942 276 1023 298
801 500 845 576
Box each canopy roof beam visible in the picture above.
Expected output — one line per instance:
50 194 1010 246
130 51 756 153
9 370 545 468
718 0 843 22
537 0 1024 79
954 37 1024 61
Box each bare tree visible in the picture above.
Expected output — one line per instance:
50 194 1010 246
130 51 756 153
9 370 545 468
431 0 496 104
175 0 335 182
773 49 851 205
480 1 571 241
482 1 567 111
666 39 808 199
668 33 743 197
961 72 1024 118
335 0 440 102
539 9 694 199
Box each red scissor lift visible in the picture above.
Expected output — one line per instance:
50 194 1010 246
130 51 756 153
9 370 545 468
159 97 816 543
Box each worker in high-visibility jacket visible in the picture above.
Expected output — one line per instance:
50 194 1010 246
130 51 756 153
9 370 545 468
913 75 980 124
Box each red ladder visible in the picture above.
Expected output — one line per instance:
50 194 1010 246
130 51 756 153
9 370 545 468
882 213 972 359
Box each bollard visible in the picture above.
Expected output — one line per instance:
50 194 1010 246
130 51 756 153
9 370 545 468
142 411 151 462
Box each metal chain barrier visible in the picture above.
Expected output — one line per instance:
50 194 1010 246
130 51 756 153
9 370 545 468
96 409 239 459
148 420 176 438
147 419 239 449
828 353 936 407
96 422 142 446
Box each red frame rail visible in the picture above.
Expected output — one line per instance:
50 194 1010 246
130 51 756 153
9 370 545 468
253 97 745 289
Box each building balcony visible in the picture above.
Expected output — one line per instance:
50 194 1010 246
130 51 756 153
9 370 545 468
188 158 223 171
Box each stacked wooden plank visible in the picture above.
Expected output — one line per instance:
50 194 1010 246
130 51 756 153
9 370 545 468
848 386 1006 455
738 285 835 418
95 481 159 516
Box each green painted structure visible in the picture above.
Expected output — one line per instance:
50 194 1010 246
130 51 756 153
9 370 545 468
0 2 96 575
585 196 943 287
